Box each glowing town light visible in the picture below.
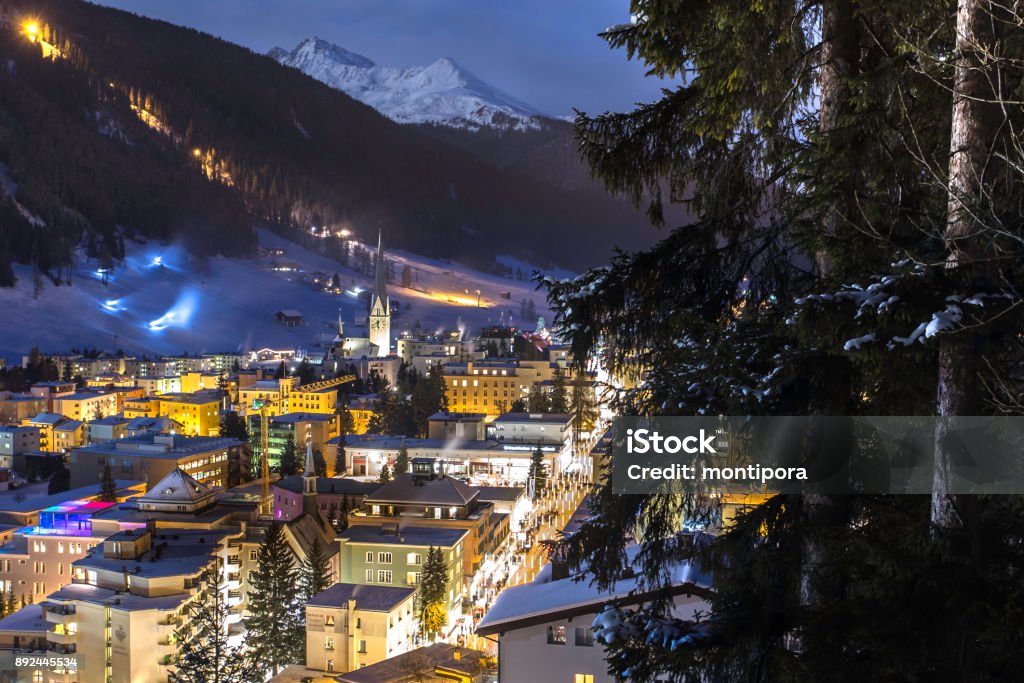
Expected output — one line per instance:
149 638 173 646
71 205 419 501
192 148 202 157
24 22 39 41
151 256 163 266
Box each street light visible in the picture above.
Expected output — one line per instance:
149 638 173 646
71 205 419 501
23 21 39 42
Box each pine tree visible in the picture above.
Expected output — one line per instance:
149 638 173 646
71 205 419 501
410 366 447 436
395 441 410 475
537 0 1024 680
5 587 15 617
366 414 384 434
378 464 392 484
173 566 255 683
98 463 117 502
47 466 70 495
297 539 333 607
337 405 355 436
528 447 546 502
418 546 449 641
218 411 249 440
243 523 303 675
279 433 299 476
526 385 550 414
548 369 569 414
569 374 598 450
337 495 350 532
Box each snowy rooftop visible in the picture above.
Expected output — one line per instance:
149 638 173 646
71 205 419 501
47 583 190 612
74 528 235 578
77 434 243 459
334 434 505 453
364 473 478 507
338 525 467 548
274 476 380 496
0 480 142 515
0 604 48 634
270 412 337 424
476 545 712 636
307 582 414 612
493 412 573 425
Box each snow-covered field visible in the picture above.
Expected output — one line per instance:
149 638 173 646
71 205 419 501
0 230 558 364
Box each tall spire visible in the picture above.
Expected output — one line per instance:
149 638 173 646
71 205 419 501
303 431 316 479
302 429 318 515
373 230 388 305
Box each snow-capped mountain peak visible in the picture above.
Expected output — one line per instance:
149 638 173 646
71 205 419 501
269 38 543 131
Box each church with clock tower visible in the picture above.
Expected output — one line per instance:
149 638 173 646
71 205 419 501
368 231 390 357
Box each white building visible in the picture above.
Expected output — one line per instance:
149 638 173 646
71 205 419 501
304 582 417 675
476 549 711 683
488 412 573 446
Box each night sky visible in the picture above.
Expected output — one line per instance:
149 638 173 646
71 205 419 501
94 0 669 117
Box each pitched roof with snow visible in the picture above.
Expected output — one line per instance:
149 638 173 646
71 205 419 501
307 582 414 612
364 473 478 507
475 545 712 636
338 525 467 549
135 468 216 513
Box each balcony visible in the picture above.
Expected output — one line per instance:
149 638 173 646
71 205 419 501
44 608 76 625
46 629 77 646
157 617 182 633
46 642 77 654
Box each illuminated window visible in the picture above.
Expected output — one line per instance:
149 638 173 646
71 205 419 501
574 676 594 683
547 625 566 645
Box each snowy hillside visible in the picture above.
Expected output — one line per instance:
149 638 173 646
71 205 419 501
270 38 543 131
0 232 556 363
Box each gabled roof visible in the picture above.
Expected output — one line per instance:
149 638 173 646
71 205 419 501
273 476 381 497
307 582 414 612
365 473 478 507
137 468 215 504
52 420 84 432
475 545 712 637
124 416 182 433
28 413 65 426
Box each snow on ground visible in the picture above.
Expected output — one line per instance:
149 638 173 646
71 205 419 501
0 230 559 363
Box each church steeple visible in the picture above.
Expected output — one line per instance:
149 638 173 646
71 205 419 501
303 431 317 502
373 230 388 306
369 230 391 357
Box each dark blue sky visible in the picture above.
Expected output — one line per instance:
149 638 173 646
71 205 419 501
94 0 667 117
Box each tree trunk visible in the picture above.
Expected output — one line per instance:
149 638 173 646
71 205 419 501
800 0 859 625
814 0 859 276
932 0 998 528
